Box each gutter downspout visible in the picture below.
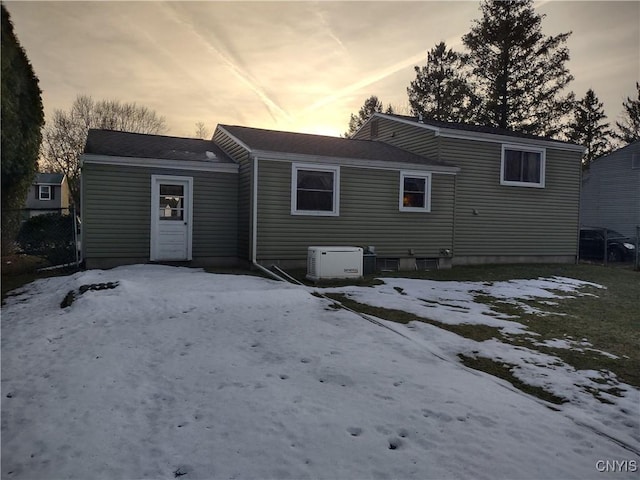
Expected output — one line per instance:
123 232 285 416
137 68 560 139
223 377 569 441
250 154 286 282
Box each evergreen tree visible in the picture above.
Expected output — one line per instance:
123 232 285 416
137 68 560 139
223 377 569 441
344 95 394 138
1 4 45 253
613 82 640 145
462 0 574 137
407 42 480 123
567 89 613 169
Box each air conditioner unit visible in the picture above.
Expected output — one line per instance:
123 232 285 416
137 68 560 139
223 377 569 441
307 246 363 281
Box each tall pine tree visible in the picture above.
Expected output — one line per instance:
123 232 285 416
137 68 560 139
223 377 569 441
407 42 480 123
613 82 640 145
567 89 612 169
462 0 574 137
344 95 393 138
1 4 45 252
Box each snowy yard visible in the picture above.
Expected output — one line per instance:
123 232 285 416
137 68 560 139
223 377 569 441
1 265 638 479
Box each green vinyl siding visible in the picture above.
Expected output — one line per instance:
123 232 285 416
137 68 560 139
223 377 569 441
214 128 252 260
255 159 454 260
353 117 439 159
82 163 237 260
439 137 580 256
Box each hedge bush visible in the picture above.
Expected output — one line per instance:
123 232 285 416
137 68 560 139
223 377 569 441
17 213 75 265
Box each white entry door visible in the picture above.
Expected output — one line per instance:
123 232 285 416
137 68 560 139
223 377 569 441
150 175 193 261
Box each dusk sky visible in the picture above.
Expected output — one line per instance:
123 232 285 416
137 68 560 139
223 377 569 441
5 1 639 138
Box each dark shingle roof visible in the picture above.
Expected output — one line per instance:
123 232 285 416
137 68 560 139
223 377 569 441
84 129 233 163
35 173 64 184
382 114 580 146
219 124 453 168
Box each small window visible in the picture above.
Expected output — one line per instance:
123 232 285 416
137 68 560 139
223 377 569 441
400 171 431 212
39 185 51 200
501 145 545 188
291 164 340 216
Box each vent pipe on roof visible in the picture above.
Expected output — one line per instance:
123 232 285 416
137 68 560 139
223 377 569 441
205 151 217 160
418 113 424 123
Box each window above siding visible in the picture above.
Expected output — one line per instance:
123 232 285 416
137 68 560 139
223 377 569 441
291 164 340 216
38 185 51 200
399 171 431 212
500 145 546 188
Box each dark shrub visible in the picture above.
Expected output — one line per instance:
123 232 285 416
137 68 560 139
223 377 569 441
17 213 75 265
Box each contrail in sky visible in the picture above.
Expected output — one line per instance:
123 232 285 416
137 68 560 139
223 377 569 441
160 3 293 124
302 0 554 115
302 36 463 114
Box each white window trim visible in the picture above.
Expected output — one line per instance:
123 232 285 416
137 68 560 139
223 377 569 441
39 185 51 200
150 174 194 261
500 144 546 188
291 163 340 216
399 171 432 212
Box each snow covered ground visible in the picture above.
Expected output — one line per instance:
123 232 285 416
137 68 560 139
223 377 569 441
1 265 638 479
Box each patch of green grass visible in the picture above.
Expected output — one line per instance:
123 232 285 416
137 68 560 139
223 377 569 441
324 292 501 342
321 263 639 401
377 264 640 388
458 354 568 405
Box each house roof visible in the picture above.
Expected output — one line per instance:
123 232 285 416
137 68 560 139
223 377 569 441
35 173 65 184
375 113 583 148
218 124 455 169
84 129 234 164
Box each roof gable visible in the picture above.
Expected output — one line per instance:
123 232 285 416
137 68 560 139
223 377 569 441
370 113 584 152
35 173 65 185
218 124 456 170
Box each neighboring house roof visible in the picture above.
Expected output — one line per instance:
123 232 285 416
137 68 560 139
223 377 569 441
84 129 234 164
35 173 65 185
590 140 640 165
371 113 585 151
219 124 457 171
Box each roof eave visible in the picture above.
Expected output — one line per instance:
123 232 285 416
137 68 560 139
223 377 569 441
376 113 585 153
248 149 460 174
81 153 239 173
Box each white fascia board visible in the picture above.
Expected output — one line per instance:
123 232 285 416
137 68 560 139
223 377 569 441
81 154 239 174
374 113 441 133
376 113 585 153
436 128 586 153
250 149 460 175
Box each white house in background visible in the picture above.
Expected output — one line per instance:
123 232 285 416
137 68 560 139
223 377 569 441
580 141 640 238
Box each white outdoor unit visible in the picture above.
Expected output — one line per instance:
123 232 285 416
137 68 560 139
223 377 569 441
307 246 363 281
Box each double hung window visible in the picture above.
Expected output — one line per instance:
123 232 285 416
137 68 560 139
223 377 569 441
39 185 51 200
400 172 431 212
501 145 545 187
291 164 340 216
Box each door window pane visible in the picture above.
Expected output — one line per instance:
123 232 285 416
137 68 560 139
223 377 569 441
159 184 184 220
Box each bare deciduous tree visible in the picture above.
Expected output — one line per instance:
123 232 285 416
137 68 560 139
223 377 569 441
41 95 167 209
194 122 210 139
